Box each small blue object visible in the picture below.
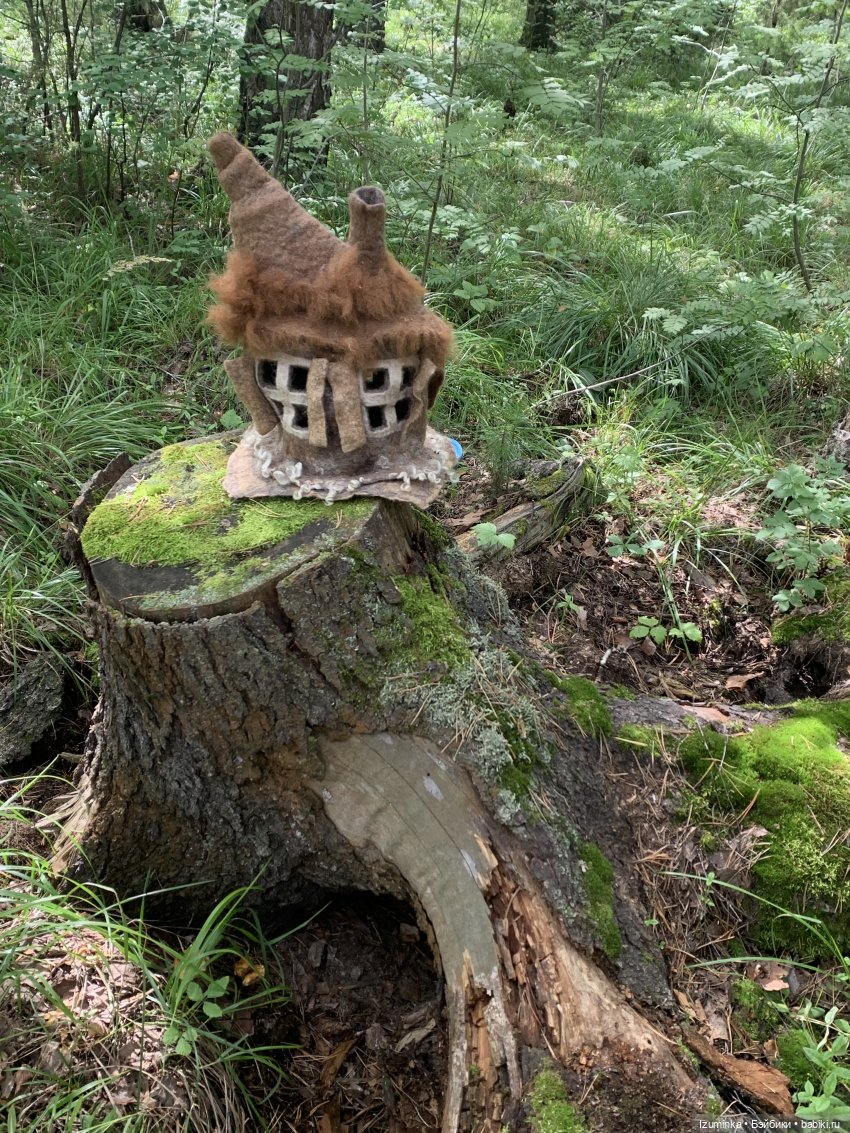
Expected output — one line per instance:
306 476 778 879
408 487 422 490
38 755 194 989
450 438 463 460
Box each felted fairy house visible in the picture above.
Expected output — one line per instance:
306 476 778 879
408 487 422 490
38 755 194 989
207 132 457 505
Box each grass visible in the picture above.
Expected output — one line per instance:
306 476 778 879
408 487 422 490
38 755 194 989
3 39 849 668
0 772 295 1131
0 215 239 669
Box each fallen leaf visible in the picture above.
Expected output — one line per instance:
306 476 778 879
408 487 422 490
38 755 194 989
724 672 764 691
689 706 734 725
757 963 790 993
234 956 264 987
701 999 730 1046
41 1010 69 1030
109 1091 138 1106
640 637 657 657
394 1019 436 1053
674 989 696 1017
319 1038 356 1089
318 1108 341 1133
760 978 789 992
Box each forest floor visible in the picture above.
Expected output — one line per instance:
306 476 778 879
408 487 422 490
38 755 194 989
6 454 842 1131
442 456 789 704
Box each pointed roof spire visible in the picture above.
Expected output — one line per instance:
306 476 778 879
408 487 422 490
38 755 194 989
208 132 342 281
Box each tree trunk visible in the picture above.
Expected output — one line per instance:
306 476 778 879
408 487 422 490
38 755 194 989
239 0 333 181
521 0 556 52
23 0 54 138
60 435 706 1131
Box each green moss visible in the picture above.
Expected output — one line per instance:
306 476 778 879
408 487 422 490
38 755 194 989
411 509 453 550
675 1038 701 1071
608 682 636 700
730 978 783 1042
580 841 622 961
501 764 533 799
81 440 370 571
529 1069 587 1133
704 1093 723 1118
776 1027 819 1091
792 697 850 739
678 729 758 807
393 577 471 668
699 829 717 851
616 724 660 753
80 439 387 614
751 715 843 777
547 673 613 738
678 707 850 956
772 572 850 645
675 788 712 824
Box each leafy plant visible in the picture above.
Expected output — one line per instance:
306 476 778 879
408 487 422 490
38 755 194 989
678 871 850 1118
756 461 850 611
607 533 665 558
790 1005 850 1121
629 615 702 646
473 522 517 551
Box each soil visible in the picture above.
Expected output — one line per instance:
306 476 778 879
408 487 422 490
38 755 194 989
435 457 820 708
263 897 445 1133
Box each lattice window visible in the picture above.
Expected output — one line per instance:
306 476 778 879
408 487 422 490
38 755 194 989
256 355 312 437
360 360 418 436
257 356 421 442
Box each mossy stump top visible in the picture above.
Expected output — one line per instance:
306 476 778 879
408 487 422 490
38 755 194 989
81 435 376 621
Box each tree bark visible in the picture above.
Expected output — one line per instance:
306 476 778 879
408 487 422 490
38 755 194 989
60 435 706 1131
521 0 556 51
239 0 334 180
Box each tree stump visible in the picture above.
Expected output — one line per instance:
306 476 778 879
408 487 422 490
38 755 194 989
61 434 705 1131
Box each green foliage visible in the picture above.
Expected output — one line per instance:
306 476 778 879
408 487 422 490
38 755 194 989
3 0 850 682
629 614 702 646
756 461 850 611
0 773 293 1131
473 522 516 551
772 572 850 646
779 1007 850 1121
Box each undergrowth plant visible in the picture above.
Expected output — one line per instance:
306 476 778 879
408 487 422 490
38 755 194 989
756 461 850 611
788 1004 850 1122
0 773 295 1131
1 0 849 671
682 871 850 1120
